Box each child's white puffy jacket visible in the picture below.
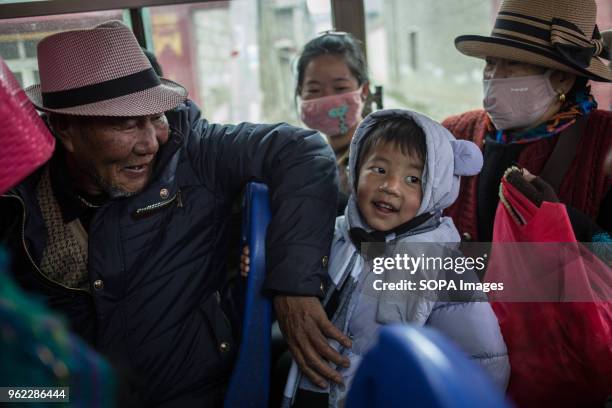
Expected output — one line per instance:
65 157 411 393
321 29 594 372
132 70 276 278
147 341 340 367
292 109 509 406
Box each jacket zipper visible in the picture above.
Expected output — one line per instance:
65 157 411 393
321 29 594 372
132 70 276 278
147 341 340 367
4 194 88 294
134 189 182 216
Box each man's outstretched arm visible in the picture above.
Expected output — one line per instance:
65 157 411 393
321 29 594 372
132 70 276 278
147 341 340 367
183 100 351 385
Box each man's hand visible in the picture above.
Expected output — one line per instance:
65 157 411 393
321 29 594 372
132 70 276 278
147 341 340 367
274 295 352 388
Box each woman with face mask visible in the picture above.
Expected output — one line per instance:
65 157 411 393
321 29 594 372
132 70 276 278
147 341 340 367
441 0 611 243
296 33 370 211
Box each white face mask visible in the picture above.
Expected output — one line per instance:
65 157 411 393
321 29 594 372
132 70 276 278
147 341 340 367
483 71 558 131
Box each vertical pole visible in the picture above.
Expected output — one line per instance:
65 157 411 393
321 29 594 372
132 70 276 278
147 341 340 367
330 0 367 58
130 7 148 48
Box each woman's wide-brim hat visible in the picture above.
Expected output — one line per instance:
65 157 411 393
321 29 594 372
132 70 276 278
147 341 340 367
25 20 187 116
603 30 612 68
455 0 612 82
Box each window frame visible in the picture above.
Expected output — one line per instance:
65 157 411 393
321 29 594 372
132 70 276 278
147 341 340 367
0 0 368 59
0 0 218 19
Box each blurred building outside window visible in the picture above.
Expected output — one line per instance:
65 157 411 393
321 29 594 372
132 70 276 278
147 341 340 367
146 0 333 125
365 0 493 121
0 0 607 119
365 0 611 120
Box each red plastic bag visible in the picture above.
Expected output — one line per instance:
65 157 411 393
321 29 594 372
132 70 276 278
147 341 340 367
486 179 612 408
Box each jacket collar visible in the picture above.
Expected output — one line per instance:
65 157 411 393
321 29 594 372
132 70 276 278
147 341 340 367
123 126 184 216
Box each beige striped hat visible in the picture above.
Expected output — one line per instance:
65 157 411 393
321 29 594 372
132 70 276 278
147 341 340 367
455 0 612 82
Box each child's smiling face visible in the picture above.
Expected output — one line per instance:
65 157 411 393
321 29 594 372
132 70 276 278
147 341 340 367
356 141 424 232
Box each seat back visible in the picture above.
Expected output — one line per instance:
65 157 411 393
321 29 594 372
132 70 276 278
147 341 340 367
0 56 54 193
224 182 273 408
346 325 511 408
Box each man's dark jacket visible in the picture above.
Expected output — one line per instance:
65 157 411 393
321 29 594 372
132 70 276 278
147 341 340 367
0 101 338 406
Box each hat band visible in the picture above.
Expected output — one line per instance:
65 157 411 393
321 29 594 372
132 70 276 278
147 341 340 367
41 68 161 109
494 13 551 44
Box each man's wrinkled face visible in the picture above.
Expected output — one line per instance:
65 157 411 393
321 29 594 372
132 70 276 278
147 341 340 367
60 114 170 197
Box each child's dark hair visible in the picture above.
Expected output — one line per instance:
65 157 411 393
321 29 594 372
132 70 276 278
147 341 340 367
295 33 368 97
356 117 427 185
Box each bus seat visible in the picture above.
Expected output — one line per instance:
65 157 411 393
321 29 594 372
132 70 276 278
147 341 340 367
346 325 511 408
224 182 273 408
0 56 55 193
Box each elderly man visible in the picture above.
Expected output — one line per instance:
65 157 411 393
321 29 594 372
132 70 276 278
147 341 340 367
0 21 350 406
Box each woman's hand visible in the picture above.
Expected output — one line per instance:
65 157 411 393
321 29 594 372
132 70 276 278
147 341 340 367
505 167 559 206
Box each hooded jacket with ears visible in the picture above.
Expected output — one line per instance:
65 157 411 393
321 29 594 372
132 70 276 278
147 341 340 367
347 109 484 216
296 110 509 405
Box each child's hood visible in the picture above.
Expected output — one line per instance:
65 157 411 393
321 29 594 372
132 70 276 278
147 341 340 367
348 109 483 215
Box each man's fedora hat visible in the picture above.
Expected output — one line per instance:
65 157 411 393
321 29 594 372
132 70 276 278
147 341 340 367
25 20 187 116
455 0 612 82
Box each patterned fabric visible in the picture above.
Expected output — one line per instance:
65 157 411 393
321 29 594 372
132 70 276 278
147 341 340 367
488 90 597 144
591 233 612 267
0 247 115 407
37 166 89 290
593 232 612 243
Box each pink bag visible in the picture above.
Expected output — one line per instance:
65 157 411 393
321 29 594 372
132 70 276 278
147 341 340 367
486 179 612 407
0 57 54 194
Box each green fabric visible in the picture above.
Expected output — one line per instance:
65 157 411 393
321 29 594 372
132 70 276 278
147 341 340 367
0 247 116 407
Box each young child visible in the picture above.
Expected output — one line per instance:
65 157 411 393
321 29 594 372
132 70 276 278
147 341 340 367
242 109 510 407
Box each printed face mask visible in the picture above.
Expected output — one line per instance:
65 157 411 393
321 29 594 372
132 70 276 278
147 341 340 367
299 88 364 136
483 71 557 131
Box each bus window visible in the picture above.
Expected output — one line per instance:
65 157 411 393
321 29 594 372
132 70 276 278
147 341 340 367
364 0 492 121
0 10 128 88
145 0 333 125
365 0 611 118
